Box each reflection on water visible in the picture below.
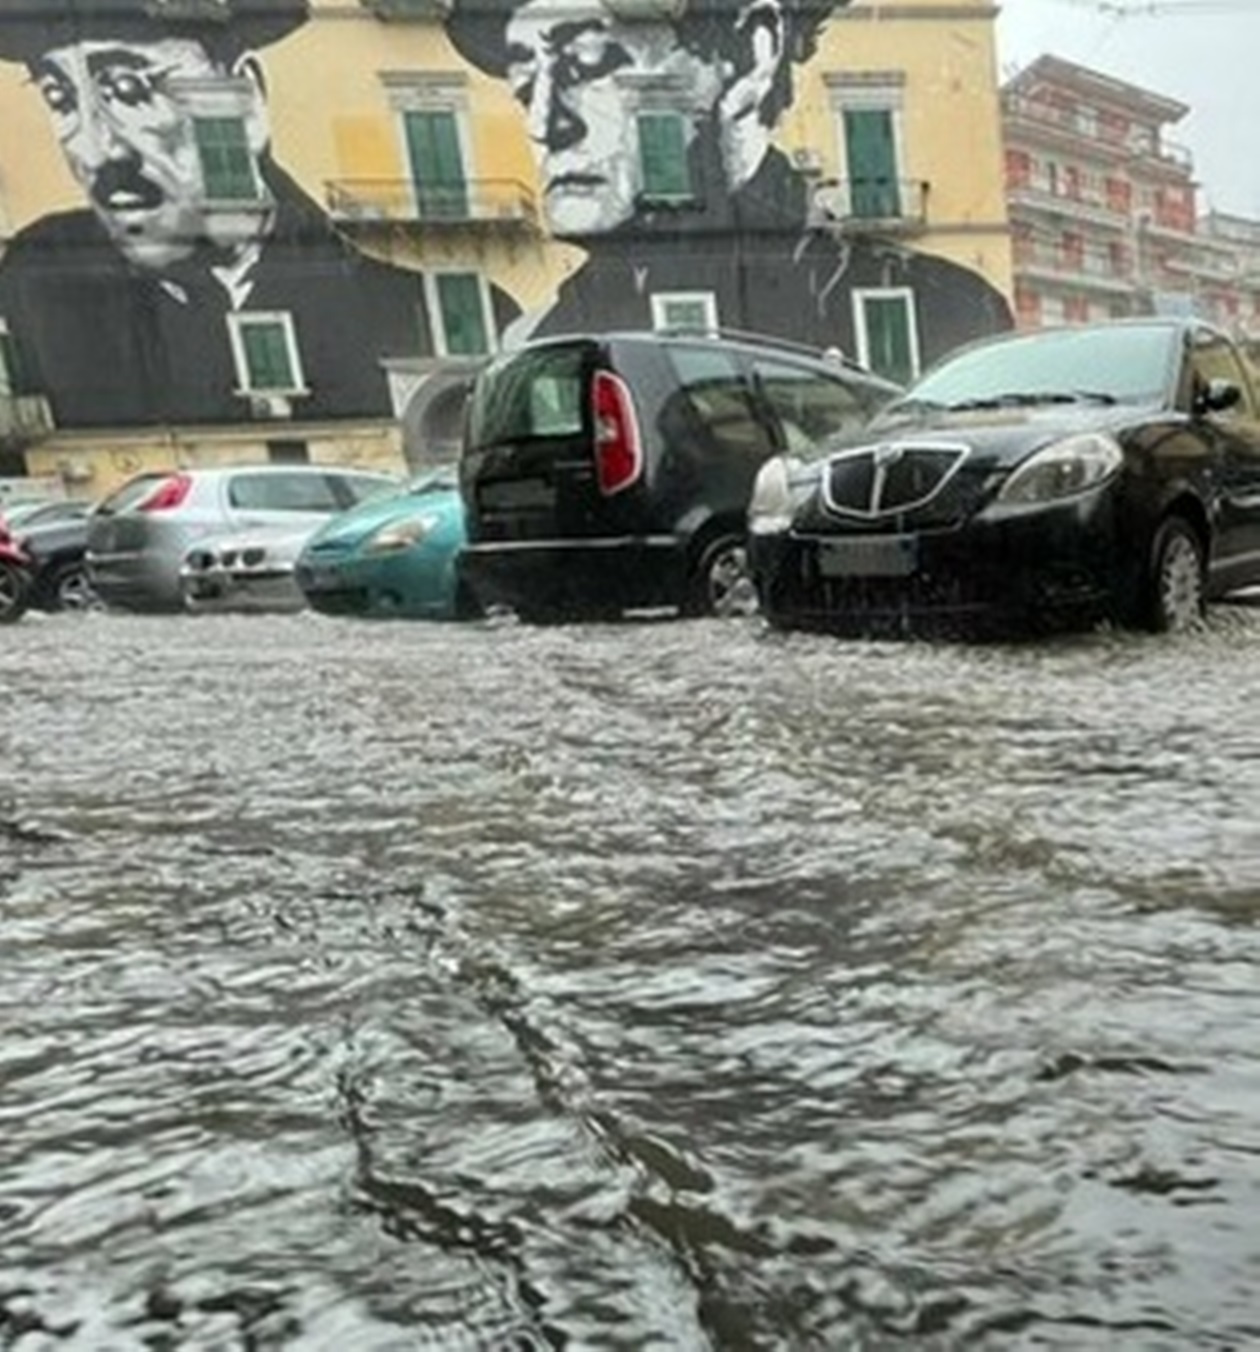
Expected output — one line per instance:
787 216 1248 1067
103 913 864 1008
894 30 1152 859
2 605 1259 1348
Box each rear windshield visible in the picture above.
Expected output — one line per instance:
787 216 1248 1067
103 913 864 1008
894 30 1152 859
95 474 169 515
466 344 588 448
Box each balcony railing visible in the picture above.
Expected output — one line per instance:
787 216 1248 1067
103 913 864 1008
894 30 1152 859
0 394 54 441
1007 181 1131 229
325 179 539 230
1014 243 1137 292
808 178 929 234
1002 94 1194 169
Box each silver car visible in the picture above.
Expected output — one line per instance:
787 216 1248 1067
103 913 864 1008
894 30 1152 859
86 465 398 612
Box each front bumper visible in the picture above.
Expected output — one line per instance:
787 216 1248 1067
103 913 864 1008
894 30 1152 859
295 550 456 619
180 564 305 614
750 491 1121 637
458 536 686 619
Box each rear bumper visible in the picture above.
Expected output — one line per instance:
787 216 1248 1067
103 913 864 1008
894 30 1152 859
458 536 686 618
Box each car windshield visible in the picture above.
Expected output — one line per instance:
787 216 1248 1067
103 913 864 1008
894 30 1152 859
880 324 1180 418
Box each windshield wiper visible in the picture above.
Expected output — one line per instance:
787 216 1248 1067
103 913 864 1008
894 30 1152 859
947 390 1118 412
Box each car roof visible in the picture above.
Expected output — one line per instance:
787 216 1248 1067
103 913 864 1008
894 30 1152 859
499 327 897 384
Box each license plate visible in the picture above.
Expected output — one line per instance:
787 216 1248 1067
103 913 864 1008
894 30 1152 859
817 535 918 578
301 565 338 590
481 478 552 510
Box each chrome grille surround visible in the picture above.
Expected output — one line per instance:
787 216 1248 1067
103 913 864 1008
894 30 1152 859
821 441 970 520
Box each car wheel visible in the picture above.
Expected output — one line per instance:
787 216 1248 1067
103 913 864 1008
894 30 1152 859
0 560 32 624
48 561 100 613
684 535 759 618
1145 516 1205 633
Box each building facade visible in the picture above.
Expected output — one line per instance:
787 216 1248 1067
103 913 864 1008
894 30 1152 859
0 0 1014 496
1002 53 1260 343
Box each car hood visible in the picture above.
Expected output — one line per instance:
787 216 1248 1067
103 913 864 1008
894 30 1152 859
831 399 1153 471
303 473 461 551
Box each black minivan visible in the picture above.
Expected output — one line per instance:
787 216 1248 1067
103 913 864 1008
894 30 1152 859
457 330 901 621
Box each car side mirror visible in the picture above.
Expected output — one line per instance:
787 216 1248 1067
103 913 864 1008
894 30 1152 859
1197 378 1242 416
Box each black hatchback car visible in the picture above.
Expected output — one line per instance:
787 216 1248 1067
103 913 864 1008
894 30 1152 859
457 330 900 622
747 318 1260 637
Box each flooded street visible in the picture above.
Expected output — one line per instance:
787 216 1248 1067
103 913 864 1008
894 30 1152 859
2 606 1259 1350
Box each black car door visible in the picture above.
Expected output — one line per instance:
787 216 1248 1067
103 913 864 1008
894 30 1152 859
1185 330 1260 590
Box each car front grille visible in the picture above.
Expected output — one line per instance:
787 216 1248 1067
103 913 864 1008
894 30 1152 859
823 442 969 521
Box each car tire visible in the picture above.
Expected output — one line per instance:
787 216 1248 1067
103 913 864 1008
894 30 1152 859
48 560 99 613
0 559 32 624
1144 515 1205 633
683 534 759 619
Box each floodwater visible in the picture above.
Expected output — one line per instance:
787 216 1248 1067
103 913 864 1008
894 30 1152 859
2 605 1259 1350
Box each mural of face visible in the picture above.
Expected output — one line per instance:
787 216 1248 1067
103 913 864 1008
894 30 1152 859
504 0 729 237
30 36 269 271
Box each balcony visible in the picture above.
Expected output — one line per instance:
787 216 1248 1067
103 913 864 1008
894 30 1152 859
1002 95 1194 171
1007 182 1131 231
808 178 929 236
0 394 53 442
325 179 539 232
1014 243 1137 296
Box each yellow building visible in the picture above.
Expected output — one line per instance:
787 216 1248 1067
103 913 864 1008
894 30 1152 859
0 0 1012 498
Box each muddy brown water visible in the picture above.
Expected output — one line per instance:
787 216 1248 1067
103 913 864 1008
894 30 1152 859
2 605 1259 1349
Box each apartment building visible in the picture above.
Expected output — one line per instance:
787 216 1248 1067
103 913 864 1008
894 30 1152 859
0 0 1014 494
1002 53 1260 344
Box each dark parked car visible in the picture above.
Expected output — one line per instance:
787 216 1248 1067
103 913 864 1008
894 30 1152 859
747 318 1260 637
457 329 901 622
16 503 98 612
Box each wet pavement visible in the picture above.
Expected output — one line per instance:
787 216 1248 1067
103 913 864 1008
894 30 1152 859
2 604 1259 1349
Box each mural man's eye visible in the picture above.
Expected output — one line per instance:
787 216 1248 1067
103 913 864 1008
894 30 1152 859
99 69 159 107
38 80 75 115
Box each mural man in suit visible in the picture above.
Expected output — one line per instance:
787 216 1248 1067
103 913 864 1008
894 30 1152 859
445 0 1011 371
0 0 514 428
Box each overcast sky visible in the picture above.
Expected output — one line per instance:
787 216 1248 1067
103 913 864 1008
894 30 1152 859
995 0 1260 219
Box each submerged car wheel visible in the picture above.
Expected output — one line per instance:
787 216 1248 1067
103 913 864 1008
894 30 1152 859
0 559 32 623
1145 516 1205 633
49 561 100 613
685 535 759 618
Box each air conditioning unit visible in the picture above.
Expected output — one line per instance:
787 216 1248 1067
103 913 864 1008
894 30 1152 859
791 147 824 176
249 394 292 420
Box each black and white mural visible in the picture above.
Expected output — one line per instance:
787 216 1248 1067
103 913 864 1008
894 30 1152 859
0 0 1011 434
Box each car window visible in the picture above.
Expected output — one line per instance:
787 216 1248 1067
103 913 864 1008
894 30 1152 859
336 473 397 508
751 358 876 452
664 346 777 460
228 472 341 512
467 344 588 447
96 474 168 515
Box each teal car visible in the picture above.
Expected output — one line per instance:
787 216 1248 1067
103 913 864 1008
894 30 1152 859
294 468 480 620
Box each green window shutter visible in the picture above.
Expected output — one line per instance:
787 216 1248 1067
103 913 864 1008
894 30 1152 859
863 296 915 385
194 117 257 201
844 108 900 219
405 110 468 219
436 274 488 355
638 113 690 198
240 321 296 390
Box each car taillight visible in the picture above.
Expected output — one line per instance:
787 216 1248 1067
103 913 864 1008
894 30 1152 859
137 473 193 512
592 371 642 496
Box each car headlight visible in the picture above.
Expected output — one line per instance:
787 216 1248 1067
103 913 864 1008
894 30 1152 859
364 513 439 554
997 433 1122 506
748 457 797 535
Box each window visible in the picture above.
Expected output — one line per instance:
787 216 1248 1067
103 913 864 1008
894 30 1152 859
854 288 920 385
842 107 901 218
425 272 493 356
661 347 776 463
194 117 258 201
637 112 691 200
751 356 875 450
404 108 469 219
228 313 305 394
651 292 718 333
266 439 310 465
228 471 341 512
